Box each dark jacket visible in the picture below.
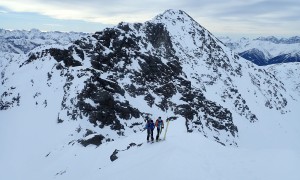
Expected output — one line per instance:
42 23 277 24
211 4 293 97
145 120 155 130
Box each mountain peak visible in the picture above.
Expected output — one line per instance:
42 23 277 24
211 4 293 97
150 9 207 41
161 9 188 16
152 9 196 24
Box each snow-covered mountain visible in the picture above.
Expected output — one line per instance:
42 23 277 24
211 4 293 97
256 36 300 44
0 28 88 54
1 10 299 180
268 62 300 98
219 36 300 65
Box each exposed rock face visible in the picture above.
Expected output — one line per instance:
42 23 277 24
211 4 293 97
0 10 291 147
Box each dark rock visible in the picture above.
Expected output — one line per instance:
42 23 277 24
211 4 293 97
78 134 105 147
84 129 95 137
110 149 119 162
49 48 82 67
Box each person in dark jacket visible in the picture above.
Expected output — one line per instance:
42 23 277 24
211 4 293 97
155 117 164 141
144 120 155 142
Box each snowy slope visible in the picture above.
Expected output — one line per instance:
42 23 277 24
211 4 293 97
97 118 300 180
1 9 300 180
1 108 299 180
219 36 300 65
268 62 300 98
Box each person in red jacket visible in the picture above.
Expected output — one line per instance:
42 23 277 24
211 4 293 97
155 117 164 141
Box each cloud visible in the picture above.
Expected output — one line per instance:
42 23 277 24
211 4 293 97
213 0 300 20
0 0 299 35
0 1 298 23
0 0 171 23
0 9 8 13
44 23 63 27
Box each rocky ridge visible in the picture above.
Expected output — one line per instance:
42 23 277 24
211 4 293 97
0 10 292 147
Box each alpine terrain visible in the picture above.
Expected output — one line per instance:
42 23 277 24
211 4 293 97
219 36 300 66
0 28 88 54
1 10 299 180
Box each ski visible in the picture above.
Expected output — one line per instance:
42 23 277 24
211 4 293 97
163 119 170 140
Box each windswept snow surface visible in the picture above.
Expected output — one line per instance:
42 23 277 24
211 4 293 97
1 106 299 180
99 119 300 180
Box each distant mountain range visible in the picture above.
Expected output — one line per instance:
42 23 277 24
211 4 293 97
1 29 299 67
255 36 300 44
219 36 300 66
0 28 88 54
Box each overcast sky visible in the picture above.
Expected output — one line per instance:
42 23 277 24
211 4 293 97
0 0 299 37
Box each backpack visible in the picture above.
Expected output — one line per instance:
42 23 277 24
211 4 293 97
155 119 164 128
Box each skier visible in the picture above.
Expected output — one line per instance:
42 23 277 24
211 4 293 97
144 119 155 142
155 117 164 141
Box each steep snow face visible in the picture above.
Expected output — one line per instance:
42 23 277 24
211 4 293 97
219 36 300 65
151 9 291 127
268 62 300 98
0 29 88 54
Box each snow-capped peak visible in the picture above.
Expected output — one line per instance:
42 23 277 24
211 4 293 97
151 9 203 31
153 9 193 22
